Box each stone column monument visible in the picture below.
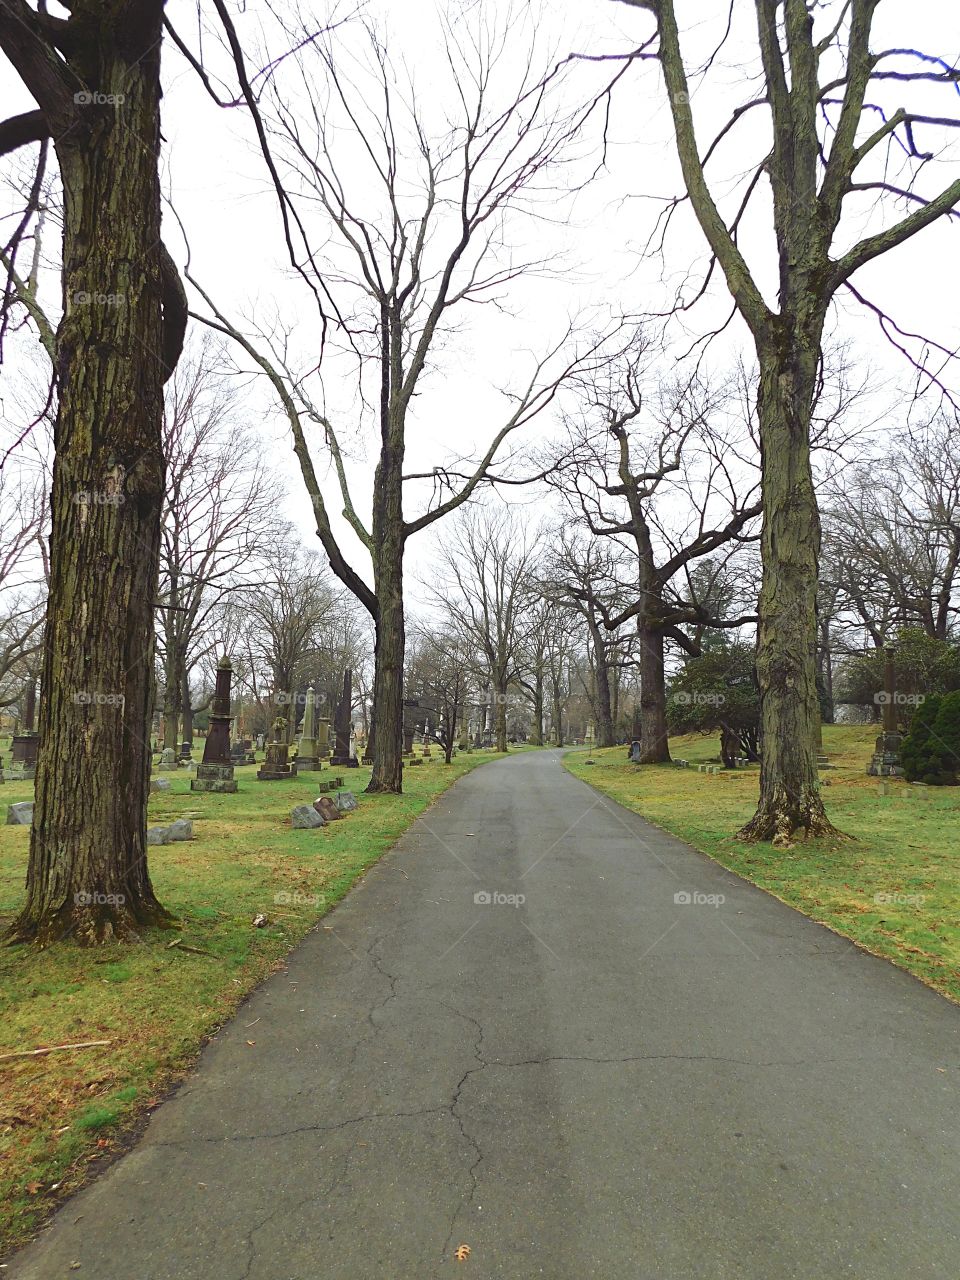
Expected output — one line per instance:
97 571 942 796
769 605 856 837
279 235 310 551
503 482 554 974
317 716 330 761
296 685 321 771
191 656 239 792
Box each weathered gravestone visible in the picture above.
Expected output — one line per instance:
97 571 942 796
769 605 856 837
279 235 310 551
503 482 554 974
335 790 359 812
296 686 322 771
192 656 239 793
9 678 39 781
157 747 179 771
313 795 343 822
7 800 34 825
257 715 297 780
292 804 324 830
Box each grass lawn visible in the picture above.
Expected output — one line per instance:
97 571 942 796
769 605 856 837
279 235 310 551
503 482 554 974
0 748 509 1256
565 724 960 1006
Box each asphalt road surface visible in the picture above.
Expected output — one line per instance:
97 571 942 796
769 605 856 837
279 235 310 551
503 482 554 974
10 749 960 1278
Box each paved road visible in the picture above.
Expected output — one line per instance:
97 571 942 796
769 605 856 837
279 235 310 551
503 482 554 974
10 750 960 1279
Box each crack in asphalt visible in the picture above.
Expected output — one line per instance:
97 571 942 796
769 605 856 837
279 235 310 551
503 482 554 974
155 1049 825 1151
439 1005 488 1262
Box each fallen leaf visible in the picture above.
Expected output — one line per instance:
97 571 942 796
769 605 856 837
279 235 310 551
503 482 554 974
246 1040 256 1046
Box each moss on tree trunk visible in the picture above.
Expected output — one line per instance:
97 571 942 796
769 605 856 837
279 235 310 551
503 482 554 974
737 342 840 844
7 11 171 945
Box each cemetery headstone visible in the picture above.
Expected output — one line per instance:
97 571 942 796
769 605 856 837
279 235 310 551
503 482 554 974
257 715 298 780
317 717 331 761
192 656 239 793
296 685 321 771
157 747 179 772
335 790 359 812
313 795 342 822
628 739 642 763
6 800 34 825
291 804 324 830
9 677 39 781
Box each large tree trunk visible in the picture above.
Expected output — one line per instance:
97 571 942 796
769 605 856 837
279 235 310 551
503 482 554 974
552 687 564 746
738 341 838 843
367 388 404 791
494 675 508 753
637 619 671 763
8 13 171 944
162 646 180 754
530 674 544 746
589 619 615 747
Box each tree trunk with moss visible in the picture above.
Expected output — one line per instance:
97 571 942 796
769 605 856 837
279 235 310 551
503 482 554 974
493 676 509 753
737 333 836 842
7 10 172 944
637 618 670 764
366 370 404 793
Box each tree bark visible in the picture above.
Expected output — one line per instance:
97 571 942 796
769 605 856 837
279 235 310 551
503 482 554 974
551 686 564 746
162 645 180 754
367 343 404 793
637 619 671 763
738 339 838 843
494 676 508 753
530 674 544 746
588 618 615 747
8 10 171 944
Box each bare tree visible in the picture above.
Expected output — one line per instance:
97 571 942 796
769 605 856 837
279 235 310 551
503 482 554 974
541 533 637 747
616 0 960 841
406 625 472 764
185 5 632 793
548 346 760 761
239 542 344 741
822 416 960 652
155 340 283 754
432 506 544 753
0 465 46 707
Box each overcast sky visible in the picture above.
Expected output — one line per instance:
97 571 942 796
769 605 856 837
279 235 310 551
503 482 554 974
3 0 959 610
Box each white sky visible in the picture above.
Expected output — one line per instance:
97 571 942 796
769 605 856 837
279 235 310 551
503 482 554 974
3 0 960 611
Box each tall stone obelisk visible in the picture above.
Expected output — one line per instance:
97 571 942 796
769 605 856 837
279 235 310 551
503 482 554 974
191 657 239 793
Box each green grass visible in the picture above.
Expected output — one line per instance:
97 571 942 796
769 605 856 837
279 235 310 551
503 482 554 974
565 725 960 1005
0 748 508 1255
